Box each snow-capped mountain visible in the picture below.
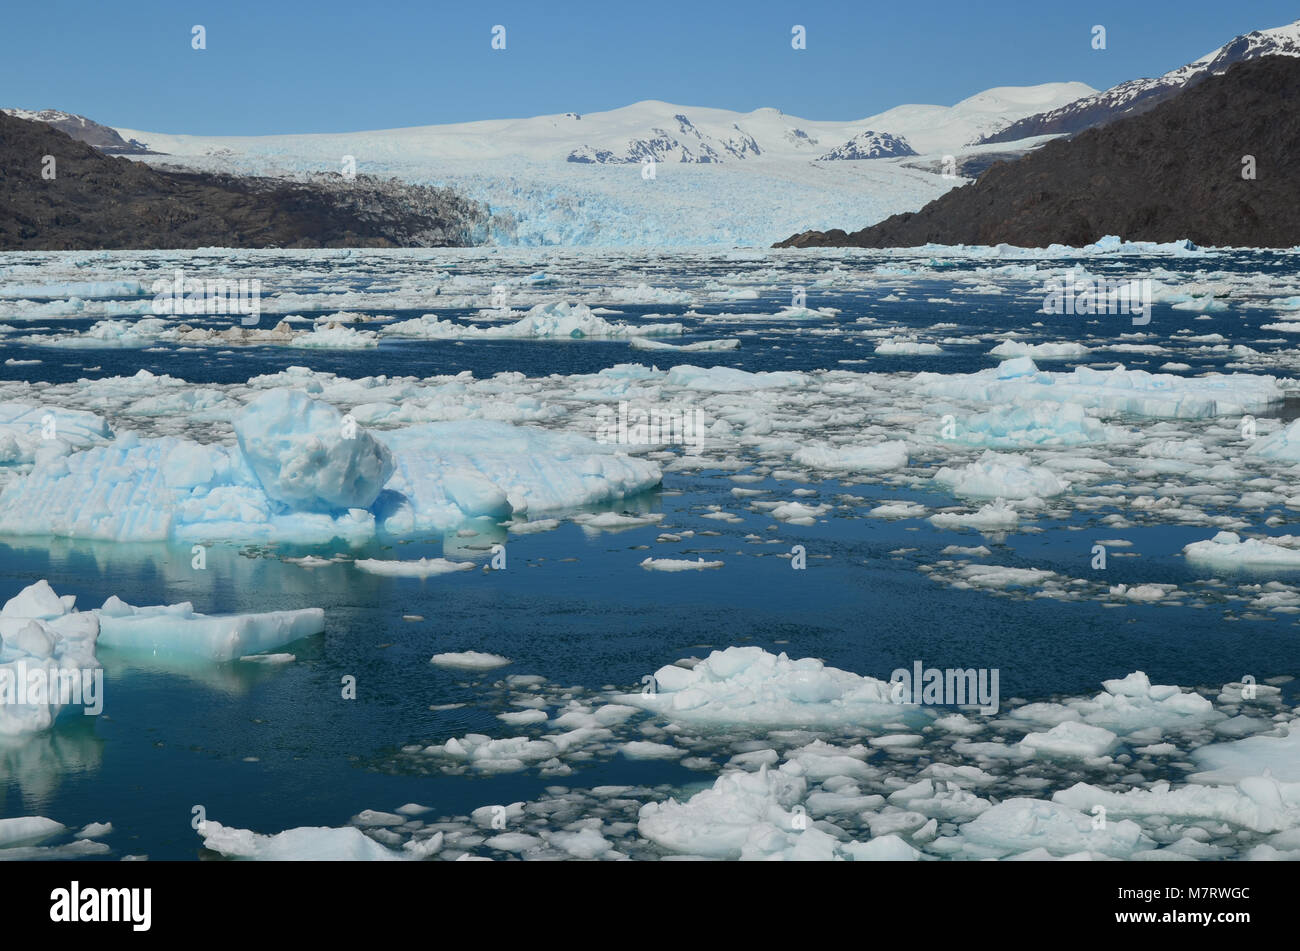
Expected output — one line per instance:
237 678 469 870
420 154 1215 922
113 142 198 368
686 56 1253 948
102 84 1091 246
816 131 916 160
115 84 1092 168
566 113 761 163
1 108 151 153
980 18 1300 144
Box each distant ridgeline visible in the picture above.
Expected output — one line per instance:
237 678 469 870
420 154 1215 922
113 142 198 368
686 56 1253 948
0 112 488 250
776 56 1300 249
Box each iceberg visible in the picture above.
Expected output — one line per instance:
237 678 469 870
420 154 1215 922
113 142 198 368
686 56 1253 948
0 390 662 543
0 581 100 736
235 389 395 513
95 596 324 662
932 450 1068 500
1183 531 1300 571
917 360 1283 418
384 300 682 339
621 646 912 730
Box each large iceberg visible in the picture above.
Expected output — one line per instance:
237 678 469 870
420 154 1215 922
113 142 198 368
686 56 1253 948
0 389 662 543
0 581 100 736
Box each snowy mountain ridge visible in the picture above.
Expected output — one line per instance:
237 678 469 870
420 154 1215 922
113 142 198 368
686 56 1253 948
980 18 1300 143
114 84 1094 167
1 107 151 153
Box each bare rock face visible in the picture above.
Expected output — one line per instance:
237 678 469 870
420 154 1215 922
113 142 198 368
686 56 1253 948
1 108 155 153
776 56 1300 250
0 111 488 250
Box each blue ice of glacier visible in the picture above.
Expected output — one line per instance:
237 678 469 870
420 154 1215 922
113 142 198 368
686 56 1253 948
0 389 662 543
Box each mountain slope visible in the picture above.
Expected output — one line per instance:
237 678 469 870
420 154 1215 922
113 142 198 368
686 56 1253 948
99 85 1092 246
2 108 154 153
0 113 486 250
979 18 1300 144
775 56 1300 249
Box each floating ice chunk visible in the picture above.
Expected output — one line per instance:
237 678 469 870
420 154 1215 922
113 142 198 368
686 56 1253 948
638 765 814 859
955 564 1055 589
0 407 660 543
876 337 943 355
1067 671 1219 736
989 341 1090 359
927 402 1117 449
197 820 405 860
1191 721 1300 783
770 501 831 524
378 421 661 533
1020 722 1119 759
664 365 807 393
386 301 682 339
0 816 65 848
286 323 379 349
0 404 111 465
949 798 1152 859
1054 777 1300 835
623 646 905 730
544 827 615 859
234 389 395 513
485 832 544 853
1109 583 1177 602
840 835 920 861
620 740 686 759
74 822 112 840
430 651 512 670
1247 418 1300 463
1183 532 1300 571
573 511 664 532
17 317 170 348
639 557 724 571
629 337 739 351
355 557 475 577
869 501 928 518
95 596 323 661
792 441 908 472
932 451 1068 500
0 580 100 736
916 361 1283 419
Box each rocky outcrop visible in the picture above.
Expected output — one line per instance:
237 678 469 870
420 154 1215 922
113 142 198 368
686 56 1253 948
776 56 1300 249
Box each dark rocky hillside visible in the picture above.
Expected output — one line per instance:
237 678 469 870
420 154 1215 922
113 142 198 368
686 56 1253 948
0 112 487 250
776 56 1300 249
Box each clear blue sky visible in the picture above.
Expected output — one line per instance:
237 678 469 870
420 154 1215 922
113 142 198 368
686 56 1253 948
3 0 1297 134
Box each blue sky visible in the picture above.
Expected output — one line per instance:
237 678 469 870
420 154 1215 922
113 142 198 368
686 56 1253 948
3 0 1297 133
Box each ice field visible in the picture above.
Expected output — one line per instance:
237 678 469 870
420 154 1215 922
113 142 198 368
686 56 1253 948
1 241 1299 859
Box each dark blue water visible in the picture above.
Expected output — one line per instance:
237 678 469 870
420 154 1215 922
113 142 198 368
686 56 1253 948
2 247 1298 858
